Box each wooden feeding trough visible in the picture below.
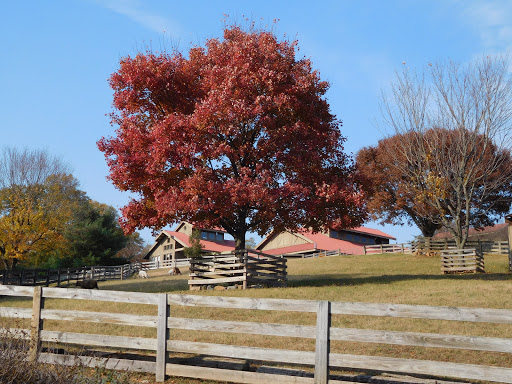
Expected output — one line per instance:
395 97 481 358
440 248 484 274
188 250 287 290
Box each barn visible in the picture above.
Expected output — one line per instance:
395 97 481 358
256 227 396 257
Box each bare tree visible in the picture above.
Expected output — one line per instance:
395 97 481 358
380 56 512 249
0 147 68 189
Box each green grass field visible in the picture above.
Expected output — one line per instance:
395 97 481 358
1 252 511 383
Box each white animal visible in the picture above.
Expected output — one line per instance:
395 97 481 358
168 267 182 276
138 270 148 279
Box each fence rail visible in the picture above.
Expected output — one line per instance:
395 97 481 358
362 240 509 256
0 257 193 287
0 265 134 287
363 243 412 255
441 248 485 273
411 239 509 254
1 285 512 383
188 250 287 289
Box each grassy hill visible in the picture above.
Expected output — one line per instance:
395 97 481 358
100 252 512 309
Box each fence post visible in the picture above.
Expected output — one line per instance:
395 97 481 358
380 244 383 254
29 286 43 362
314 300 330 384
243 250 248 290
363 246 367 255
155 294 169 382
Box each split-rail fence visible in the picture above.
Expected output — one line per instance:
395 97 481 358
0 258 192 287
1 285 512 383
188 250 287 289
440 248 485 274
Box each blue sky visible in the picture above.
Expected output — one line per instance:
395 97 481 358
1 0 510 245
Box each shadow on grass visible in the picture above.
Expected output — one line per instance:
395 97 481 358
287 272 512 288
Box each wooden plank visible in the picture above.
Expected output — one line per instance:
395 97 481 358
443 256 482 262
167 317 315 338
167 340 314 365
41 286 159 304
0 285 35 297
38 352 156 374
246 249 285 259
167 294 318 312
191 262 245 269
156 294 169 382
41 309 157 327
29 286 43 362
441 257 478 262
189 270 246 277
246 264 287 273
329 352 512 383
247 270 286 278
188 276 246 285
41 330 157 350
330 301 512 323
442 267 478 272
246 257 286 265
165 363 342 384
315 301 330 384
330 327 512 353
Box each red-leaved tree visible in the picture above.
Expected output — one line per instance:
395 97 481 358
356 134 442 238
98 25 367 249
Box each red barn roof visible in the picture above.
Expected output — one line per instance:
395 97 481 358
343 226 396 240
257 226 394 256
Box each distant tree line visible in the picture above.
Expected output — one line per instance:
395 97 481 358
0 147 145 270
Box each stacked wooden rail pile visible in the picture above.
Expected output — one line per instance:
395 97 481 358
441 248 485 274
245 251 287 288
188 254 246 290
188 250 287 290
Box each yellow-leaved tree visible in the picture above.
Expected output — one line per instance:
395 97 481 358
0 148 85 269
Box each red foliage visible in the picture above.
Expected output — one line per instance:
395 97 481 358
356 128 512 239
98 25 367 248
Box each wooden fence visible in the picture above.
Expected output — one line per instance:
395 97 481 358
363 243 412 255
0 258 194 287
411 239 509 254
1 285 512 383
0 265 134 287
188 250 287 289
441 248 485 274
137 258 191 270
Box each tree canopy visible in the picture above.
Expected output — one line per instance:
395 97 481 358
356 135 441 237
0 147 144 269
374 56 512 248
98 24 367 249
0 148 83 269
